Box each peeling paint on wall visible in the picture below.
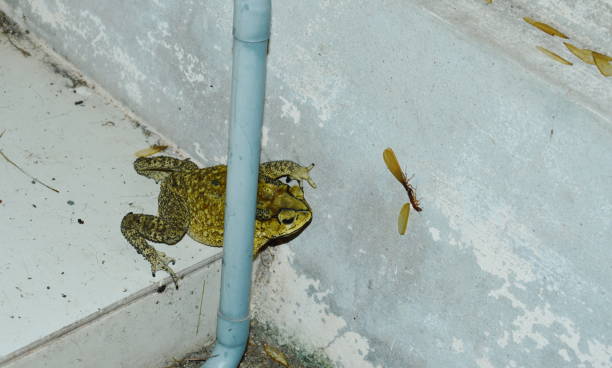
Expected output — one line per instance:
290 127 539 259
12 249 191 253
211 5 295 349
270 44 345 125
253 248 382 368
279 96 302 125
434 169 612 367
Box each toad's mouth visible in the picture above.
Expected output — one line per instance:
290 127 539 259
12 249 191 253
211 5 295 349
265 212 312 248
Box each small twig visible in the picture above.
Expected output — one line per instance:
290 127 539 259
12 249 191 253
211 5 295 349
0 150 59 193
184 357 207 362
195 279 206 335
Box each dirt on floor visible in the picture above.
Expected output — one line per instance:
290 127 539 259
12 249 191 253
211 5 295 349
0 10 23 36
162 319 333 368
0 10 33 57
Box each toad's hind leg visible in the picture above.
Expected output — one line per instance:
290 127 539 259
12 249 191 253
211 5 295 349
120 190 189 288
134 156 198 183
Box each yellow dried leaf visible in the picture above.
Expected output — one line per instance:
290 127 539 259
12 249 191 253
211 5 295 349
398 202 411 235
523 17 569 39
484 0 493 3
263 344 289 367
563 42 595 65
593 51 612 77
536 46 573 65
383 148 406 184
134 145 169 157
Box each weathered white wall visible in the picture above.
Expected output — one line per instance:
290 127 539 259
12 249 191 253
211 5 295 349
2 1 611 367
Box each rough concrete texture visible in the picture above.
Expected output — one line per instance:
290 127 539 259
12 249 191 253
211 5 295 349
1 1 611 367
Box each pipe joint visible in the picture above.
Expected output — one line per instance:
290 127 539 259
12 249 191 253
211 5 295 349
203 317 250 367
233 0 271 42
215 316 251 347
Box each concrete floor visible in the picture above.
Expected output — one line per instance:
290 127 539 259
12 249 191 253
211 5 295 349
0 33 222 368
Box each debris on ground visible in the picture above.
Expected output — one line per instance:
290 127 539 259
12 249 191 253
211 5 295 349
134 145 169 157
263 344 290 367
523 16 569 39
45 60 88 88
536 46 573 65
0 10 31 57
163 320 333 368
0 149 59 193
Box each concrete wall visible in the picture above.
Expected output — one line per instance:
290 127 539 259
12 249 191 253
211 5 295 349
2 1 611 367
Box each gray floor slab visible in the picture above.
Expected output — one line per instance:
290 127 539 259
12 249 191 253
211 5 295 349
0 33 221 364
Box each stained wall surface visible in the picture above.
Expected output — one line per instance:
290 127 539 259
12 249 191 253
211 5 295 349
1 1 611 367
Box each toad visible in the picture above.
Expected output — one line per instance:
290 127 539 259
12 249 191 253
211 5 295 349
121 156 315 288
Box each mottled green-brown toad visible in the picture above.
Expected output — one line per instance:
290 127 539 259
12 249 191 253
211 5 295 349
121 156 315 288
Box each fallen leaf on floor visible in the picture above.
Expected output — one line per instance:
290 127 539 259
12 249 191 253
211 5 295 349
536 46 573 65
523 17 569 39
593 51 612 77
484 0 493 3
563 42 595 65
134 145 169 157
263 344 290 367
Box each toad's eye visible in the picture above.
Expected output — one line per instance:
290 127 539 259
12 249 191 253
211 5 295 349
278 209 299 226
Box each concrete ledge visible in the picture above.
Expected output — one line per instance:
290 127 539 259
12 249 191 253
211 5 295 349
2 257 221 368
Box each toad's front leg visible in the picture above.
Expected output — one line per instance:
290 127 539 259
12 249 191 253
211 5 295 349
120 213 188 288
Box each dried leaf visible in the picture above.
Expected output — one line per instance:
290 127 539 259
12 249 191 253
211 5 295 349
398 202 411 235
536 46 573 65
383 148 406 184
134 145 168 157
523 17 569 39
484 0 493 3
263 344 289 367
593 51 612 77
563 42 595 65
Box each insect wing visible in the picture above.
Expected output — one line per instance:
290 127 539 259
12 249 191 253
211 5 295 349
523 17 569 39
398 202 411 235
263 344 290 367
383 148 406 184
593 51 612 77
536 46 573 65
563 42 595 65
134 145 169 157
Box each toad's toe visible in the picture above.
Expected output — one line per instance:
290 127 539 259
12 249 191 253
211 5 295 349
150 251 179 289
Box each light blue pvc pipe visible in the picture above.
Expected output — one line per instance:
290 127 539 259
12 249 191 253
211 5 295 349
202 1 271 367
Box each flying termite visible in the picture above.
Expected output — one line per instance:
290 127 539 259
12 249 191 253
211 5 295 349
383 147 423 212
383 147 423 235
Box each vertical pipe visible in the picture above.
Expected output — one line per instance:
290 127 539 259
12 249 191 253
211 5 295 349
202 1 271 367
